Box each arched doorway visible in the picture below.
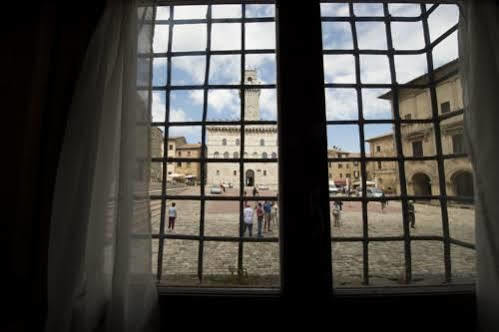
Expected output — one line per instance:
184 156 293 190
246 169 255 187
412 173 432 196
453 171 474 198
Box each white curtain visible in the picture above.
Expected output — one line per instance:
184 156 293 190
458 0 499 330
46 0 158 331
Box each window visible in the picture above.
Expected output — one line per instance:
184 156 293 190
177 151 181 156
376 146 381 152
405 114 412 120
378 161 382 169
441 101 451 114
346 164 349 169
169 144 173 150
187 162 191 167
338 164 343 168
149 1 473 295
272 152 277 159
187 151 191 156
452 133 465 154
149 3 279 289
412 141 423 157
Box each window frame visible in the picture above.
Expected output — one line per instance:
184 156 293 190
150 0 475 304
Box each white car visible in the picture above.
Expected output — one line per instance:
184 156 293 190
329 185 340 194
210 185 222 194
222 182 233 188
257 184 269 190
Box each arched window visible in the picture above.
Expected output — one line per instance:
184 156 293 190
223 152 229 158
262 152 268 159
214 151 219 158
260 139 265 146
252 152 258 158
235 139 240 146
233 151 239 158
222 138 227 146
271 152 277 159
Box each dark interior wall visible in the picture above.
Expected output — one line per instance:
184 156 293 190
3 2 105 331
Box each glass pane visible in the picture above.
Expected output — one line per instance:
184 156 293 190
245 4 275 18
206 90 241 121
321 3 349 17
169 90 204 122
162 240 199 285
174 5 207 19
388 3 421 17
360 55 390 84
171 56 206 86
330 201 363 238
245 22 276 49
362 88 392 120
172 24 207 52
411 241 445 285
212 4 241 18
243 242 280 287
324 55 356 83
322 22 353 50
367 201 403 237
211 23 241 50
353 3 384 17
327 125 360 154
332 242 364 287
204 200 240 237
245 54 277 85
394 54 428 84
356 22 387 50
325 88 358 121
391 21 425 50
209 55 241 85
369 242 405 286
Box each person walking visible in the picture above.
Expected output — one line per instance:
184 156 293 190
255 202 264 238
271 201 278 230
332 201 341 227
408 200 416 228
243 202 254 237
380 192 387 213
263 200 273 232
168 202 177 231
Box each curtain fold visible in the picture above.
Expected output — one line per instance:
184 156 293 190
458 1 499 331
46 1 158 331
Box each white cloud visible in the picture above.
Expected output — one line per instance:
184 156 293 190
189 90 204 105
212 5 241 18
324 55 356 83
211 23 241 50
320 3 349 17
362 89 392 119
209 55 240 84
356 22 387 50
360 55 391 84
353 3 384 16
391 21 425 50
153 25 169 53
151 92 165 122
325 89 358 120
171 56 205 85
172 24 207 52
432 31 458 68
245 4 275 18
245 22 275 50
259 89 277 119
388 4 421 17
394 54 427 83
428 4 459 42
207 90 240 115
174 5 207 19
156 6 170 20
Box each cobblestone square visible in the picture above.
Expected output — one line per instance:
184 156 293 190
151 185 476 287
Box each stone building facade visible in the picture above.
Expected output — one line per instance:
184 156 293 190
174 143 203 182
327 147 361 189
206 70 278 190
366 60 474 198
365 133 399 194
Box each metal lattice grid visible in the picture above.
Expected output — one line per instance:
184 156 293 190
142 3 280 285
321 1 472 286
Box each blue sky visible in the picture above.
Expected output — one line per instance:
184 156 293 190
150 3 459 153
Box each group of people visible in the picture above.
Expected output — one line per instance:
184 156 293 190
243 200 278 238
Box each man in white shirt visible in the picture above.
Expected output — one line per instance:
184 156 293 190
168 202 177 231
243 202 254 237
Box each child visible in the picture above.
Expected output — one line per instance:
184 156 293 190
168 202 177 231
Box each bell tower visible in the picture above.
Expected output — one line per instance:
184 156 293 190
243 69 260 120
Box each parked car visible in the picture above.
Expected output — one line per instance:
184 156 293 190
222 181 233 188
210 185 222 194
356 187 384 198
257 184 269 190
329 184 340 194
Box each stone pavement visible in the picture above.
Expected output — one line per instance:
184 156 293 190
151 185 476 287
